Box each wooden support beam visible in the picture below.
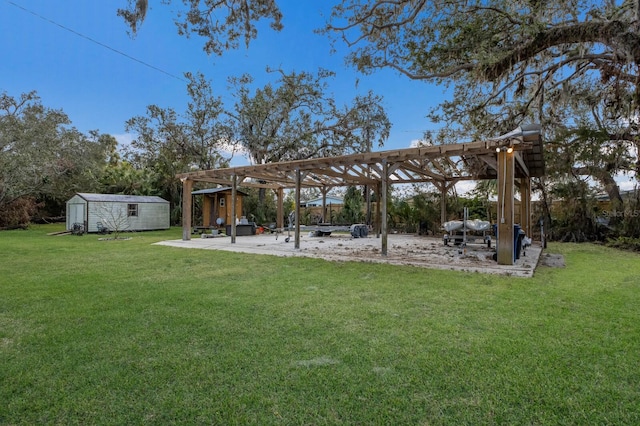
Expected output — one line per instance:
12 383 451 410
435 181 456 226
295 168 301 249
231 174 237 244
365 184 371 226
276 187 284 230
478 154 498 172
368 163 383 178
400 161 446 181
327 166 378 186
181 178 192 241
440 182 447 226
429 158 450 177
321 187 328 223
514 151 529 177
521 177 532 236
381 160 388 256
497 150 515 265
376 183 381 238
387 162 401 176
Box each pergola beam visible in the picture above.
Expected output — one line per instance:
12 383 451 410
514 151 529 177
181 178 192 241
176 132 543 186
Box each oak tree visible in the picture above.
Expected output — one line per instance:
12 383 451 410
0 91 107 227
323 0 640 235
229 68 390 165
124 72 232 222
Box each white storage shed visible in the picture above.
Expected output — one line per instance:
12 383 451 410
66 193 170 233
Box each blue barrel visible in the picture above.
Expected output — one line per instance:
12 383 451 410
514 225 521 260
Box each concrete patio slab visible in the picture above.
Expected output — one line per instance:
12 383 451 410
155 233 542 278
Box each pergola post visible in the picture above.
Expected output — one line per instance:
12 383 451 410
521 177 532 236
365 184 371 226
321 187 328 223
294 168 301 249
439 182 447 226
376 183 381 238
276 187 284 230
497 149 515 265
181 178 192 241
231 174 237 244
381 160 388 256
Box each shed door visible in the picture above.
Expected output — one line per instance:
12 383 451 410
69 204 85 226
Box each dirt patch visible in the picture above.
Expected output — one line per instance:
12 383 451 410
540 253 565 268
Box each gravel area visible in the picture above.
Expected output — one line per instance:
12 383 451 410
156 231 543 278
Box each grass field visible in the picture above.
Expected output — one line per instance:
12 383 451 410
1 224 639 424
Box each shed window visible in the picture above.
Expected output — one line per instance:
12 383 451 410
127 204 138 217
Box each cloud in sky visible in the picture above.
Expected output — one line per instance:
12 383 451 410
113 133 134 148
616 172 636 191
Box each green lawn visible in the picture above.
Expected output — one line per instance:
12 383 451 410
1 225 639 425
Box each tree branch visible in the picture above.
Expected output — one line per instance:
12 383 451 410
482 20 640 81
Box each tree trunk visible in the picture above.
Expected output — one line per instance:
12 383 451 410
601 173 623 211
573 166 623 210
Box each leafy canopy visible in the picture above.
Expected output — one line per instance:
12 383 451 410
0 91 107 216
118 0 283 55
229 68 391 164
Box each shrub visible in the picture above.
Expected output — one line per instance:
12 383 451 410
605 236 640 251
0 197 41 229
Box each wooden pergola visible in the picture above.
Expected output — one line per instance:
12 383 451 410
177 124 544 265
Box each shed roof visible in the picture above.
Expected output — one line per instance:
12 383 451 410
191 187 248 196
76 193 169 203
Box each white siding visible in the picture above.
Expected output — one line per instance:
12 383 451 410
88 201 169 232
66 193 170 232
127 202 170 230
88 201 128 233
66 195 87 230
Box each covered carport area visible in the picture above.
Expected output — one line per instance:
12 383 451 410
176 125 544 265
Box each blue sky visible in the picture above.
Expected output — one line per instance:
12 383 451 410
3 0 636 197
1 0 451 164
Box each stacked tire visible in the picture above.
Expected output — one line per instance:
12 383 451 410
350 224 369 238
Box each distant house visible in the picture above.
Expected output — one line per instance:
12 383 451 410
302 196 343 207
66 193 170 233
300 196 345 225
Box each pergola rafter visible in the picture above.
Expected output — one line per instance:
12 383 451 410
177 125 544 265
